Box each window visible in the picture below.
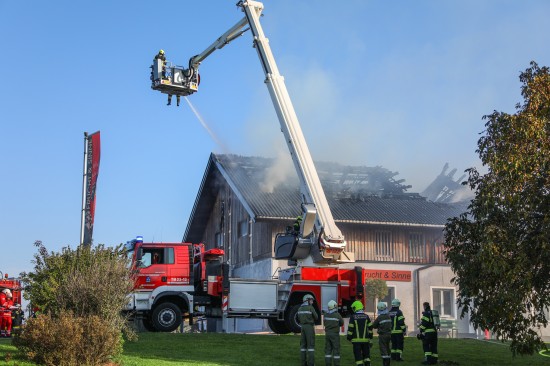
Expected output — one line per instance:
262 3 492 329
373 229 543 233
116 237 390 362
166 248 174 264
215 232 223 248
380 286 395 306
432 288 455 317
238 220 249 237
139 247 174 267
366 286 395 314
375 231 393 259
409 232 425 259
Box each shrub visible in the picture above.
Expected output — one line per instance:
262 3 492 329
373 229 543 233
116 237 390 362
13 312 122 366
15 241 136 365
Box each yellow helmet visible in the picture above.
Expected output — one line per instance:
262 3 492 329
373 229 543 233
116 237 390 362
351 300 364 312
159 49 165 55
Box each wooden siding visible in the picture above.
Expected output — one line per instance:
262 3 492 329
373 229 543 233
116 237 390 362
200 185 273 267
338 223 446 263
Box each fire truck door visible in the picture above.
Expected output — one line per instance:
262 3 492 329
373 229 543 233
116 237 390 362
321 284 338 313
135 246 168 289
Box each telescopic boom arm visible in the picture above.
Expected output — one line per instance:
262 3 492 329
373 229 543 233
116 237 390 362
150 1 353 265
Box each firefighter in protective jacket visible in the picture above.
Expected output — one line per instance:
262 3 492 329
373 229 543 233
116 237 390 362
419 302 438 364
298 294 319 366
347 300 373 366
324 299 344 366
388 298 406 361
372 302 392 366
0 289 15 337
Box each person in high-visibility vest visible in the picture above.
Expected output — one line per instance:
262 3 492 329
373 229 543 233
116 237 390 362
388 298 406 361
347 300 373 366
323 299 344 366
298 294 319 366
419 302 438 364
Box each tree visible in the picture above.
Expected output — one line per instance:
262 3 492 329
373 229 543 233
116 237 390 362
444 62 550 355
364 279 388 315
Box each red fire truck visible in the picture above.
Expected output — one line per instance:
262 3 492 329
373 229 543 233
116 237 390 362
124 237 367 333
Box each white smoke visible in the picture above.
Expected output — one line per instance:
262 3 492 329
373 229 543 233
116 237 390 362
259 147 294 193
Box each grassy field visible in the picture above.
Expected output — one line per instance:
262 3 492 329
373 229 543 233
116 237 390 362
1 333 548 366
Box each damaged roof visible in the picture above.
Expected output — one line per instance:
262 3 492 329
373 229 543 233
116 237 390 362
184 153 468 243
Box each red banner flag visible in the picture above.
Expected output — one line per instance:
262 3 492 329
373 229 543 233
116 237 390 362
82 131 101 245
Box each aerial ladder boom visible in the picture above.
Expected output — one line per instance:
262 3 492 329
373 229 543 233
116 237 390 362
150 1 353 265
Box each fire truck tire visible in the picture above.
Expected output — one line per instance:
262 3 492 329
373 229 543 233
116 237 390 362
285 304 302 334
267 318 291 334
151 302 182 332
142 318 158 332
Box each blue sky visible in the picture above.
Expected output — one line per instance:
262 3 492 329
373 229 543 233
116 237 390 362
1 0 549 276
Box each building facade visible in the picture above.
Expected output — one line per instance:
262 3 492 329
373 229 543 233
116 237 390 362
183 154 498 338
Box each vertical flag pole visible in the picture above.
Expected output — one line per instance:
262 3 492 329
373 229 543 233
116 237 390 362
80 132 89 245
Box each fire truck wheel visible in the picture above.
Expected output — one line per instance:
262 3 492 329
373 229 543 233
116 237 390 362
268 318 291 334
151 302 182 332
142 318 158 332
285 304 302 334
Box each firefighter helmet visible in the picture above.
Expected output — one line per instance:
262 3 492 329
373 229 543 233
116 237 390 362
159 49 165 55
391 298 401 307
351 300 364 312
303 294 314 302
328 300 337 310
2 289 12 298
377 302 387 311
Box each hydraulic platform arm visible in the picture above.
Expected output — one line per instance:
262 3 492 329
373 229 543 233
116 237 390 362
150 1 353 265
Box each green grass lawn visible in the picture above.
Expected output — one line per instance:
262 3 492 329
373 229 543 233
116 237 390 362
1 333 548 366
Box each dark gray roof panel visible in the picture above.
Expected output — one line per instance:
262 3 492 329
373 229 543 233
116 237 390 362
213 154 468 225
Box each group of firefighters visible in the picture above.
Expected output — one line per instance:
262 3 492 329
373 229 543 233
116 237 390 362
0 288 19 338
297 295 439 366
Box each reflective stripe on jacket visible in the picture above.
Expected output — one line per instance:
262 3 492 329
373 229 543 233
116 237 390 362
388 307 406 334
297 303 319 326
419 310 437 333
323 310 344 334
347 311 373 342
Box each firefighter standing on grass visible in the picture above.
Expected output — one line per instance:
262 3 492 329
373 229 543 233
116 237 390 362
0 289 15 337
347 300 373 366
323 299 344 366
388 298 406 361
298 294 319 366
418 302 438 364
372 302 392 366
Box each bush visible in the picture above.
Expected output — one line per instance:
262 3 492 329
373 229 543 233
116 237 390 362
15 241 136 365
13 312 122 366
